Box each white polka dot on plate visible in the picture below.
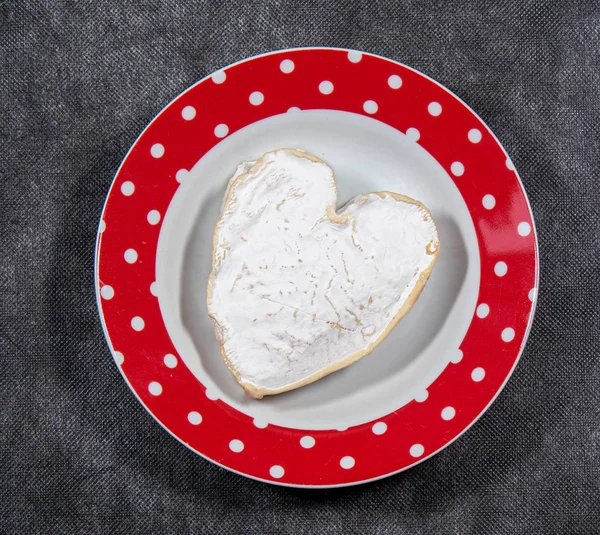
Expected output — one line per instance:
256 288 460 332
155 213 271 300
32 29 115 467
441 407 456 421
124 248 138 264
388 74 402 89
501 327 515 342
347 50 362 63
518 222 531 236
175 169 189 183
163 353 177 368
319 80 334 95
212 70 226 84
450 349 463 364
205 388 219 401
363 100 378 114
468 128 482 143
405 127 420 141
482 194 496 210
131 316 145 331
229 439 244 453
476 303 489 318
100 285 114 300
409 444 424 458
280 59 294 73
249 91 264 106
340 456 355 469
428 102 442 116
471 367 485 382
494 261 508 277
187 411 202 425
270 465 284 478
181 106 196 120
529 288 536 302
372 422 387 435
99 220 106 233
414 390 429 403
214 124 229 138
147 210 161 225
336 425 349 432
253 417 268 429
287 106 301 113
300 436 315 449
150 143 164 158
451 162 465 176
148 381 162 396
121 181 135 196
506 157 515 170
114 351 124 365
150 281 158 296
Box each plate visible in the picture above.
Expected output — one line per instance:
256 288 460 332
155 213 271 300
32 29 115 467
96 48 538 487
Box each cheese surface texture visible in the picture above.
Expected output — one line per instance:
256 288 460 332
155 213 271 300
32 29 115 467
207 149 439 398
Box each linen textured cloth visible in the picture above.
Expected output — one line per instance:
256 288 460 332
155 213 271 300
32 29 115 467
1 1 599 533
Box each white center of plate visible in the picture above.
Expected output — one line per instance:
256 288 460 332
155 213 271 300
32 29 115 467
156 110 480 430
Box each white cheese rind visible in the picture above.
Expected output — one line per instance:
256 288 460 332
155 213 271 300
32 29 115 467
207 149 439 398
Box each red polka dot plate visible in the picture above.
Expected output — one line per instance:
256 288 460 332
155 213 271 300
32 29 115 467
95 48 539 487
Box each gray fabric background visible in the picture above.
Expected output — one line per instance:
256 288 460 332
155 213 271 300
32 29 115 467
1 1 599 533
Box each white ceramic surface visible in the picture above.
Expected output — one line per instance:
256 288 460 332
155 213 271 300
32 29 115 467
156 109 480 430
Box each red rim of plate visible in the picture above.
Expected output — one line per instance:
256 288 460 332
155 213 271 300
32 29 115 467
95 47 539 487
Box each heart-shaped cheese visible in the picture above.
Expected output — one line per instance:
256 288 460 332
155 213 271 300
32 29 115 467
207 149 440 399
